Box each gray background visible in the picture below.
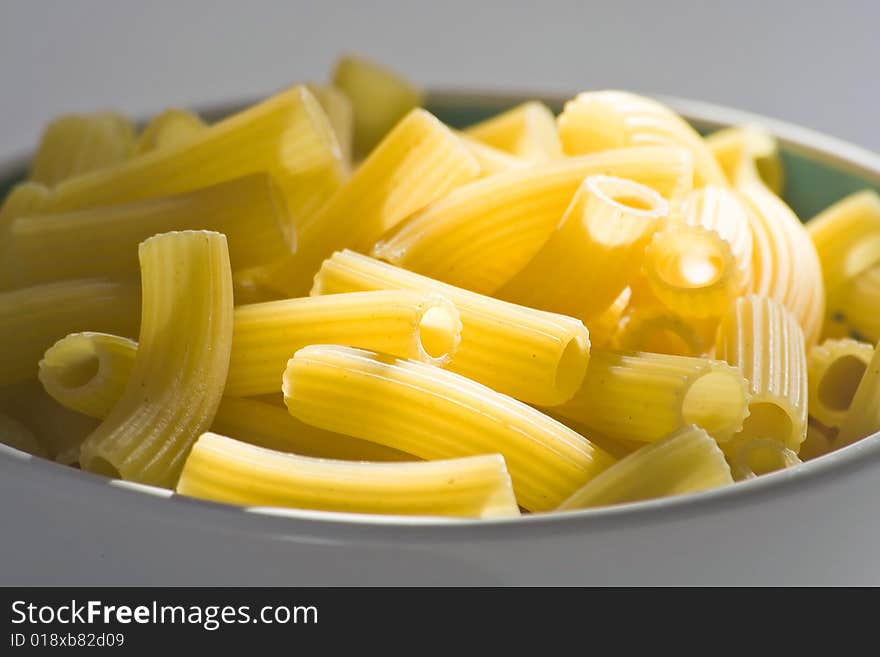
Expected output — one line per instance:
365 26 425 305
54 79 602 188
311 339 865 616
0 0 877 157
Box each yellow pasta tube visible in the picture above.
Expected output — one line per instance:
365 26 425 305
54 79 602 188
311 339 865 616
836 263 880 343
178 432 519 518
681 185 754 292
729 438 802 481
799 421 836 461
0 279 139 386
373 146 694 294
549 347 749 443
557 91 725 186
0 411 47 457
642 224 739 319
39 332 407 462
557 424 733 510
260 108 479 295
3 86 344 230
133 108 207 154
227 290 461 397
79 231 233 487
332 54 423 158
29 112 135 186
584 287 631 348
283 345 615 511
836 337 880 447
807 190 880 299
498 176 668 318
716 296 808 450
311 250 591 406
465 101 563 161
613 304 712 357
4 173 294 287
807 338 874 429
704 125 784 194
457 132 528 176
305 83 353 171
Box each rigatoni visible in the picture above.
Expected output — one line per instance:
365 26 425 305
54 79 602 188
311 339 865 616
373 146 694 294
498 175 668 318
548 347 750 444
836 337 880 447
311 250 591 406
226 290 461 397
464 101 563 162
177 432 519 518
807 338 873 429
836 263 880 343
704 125 784 194
715 296 808 450
305 84 353 169
133 108 206 154
557 425 733 510
282 345 615 511
79 231 233 487
729 437 802 481
457 133 527 176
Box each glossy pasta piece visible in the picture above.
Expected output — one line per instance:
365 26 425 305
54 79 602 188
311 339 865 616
332 54 423 158
79 231 233 487
226 290 461 397
704 125 784 194
373 146 694 294
642 224 739 319
282 345 615 511
557 424 733 510
457 132 528 176
806 190 880 299
681 186 754 292
260 109 479 295
549 347 749 443
305 84 353 169
29 112 135 186
498 176 668 318
0 411 47 457
836 337 880 447
557 91 725 186
613 301 714 357
464 101 563 161
716 296 808 450
134 108 206 154
4 174 294 287
4 86 344 230
835 263 880 343
178 432 519 518
728 437 801 481
807 338 873 429
311 250 591 406
0 279 139 386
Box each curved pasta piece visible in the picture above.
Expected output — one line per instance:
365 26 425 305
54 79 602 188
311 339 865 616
557 90 725 186
498 175 668 318
729 437 801 481
134 108 206 155
557 425 733 510
178 432 519 519
282 345 615 511
836 263 880 343
464 101 563 161
227 290 461 397
311 250 591 406
715 296 808 450
0 278 140 386
547 347 750 444
79 231 234 487
372 146 694 294
704 125 784 194
29 112 135 186
837 337 880 447
807 338 873 429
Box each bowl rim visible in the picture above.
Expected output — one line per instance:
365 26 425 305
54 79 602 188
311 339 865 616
2 89 879 542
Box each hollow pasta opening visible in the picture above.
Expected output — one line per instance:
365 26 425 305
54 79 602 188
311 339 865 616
818 355 867 412
651 231 726 290
738 402 794 444
682 369 748 438
554 335 590 398
587 175 668 219
43 337 101 390
416 298 461 365
734 438 800 479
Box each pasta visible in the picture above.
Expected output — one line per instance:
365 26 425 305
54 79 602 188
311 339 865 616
583 287 631 348
807 338 873 429
282 344 615 511
133 108 206 155
715 296 808 450
79 231 233 487
0 278 140 386
332 54 423 158
178 432 519 518
729 437 801 481
457 132 528 176
497 175 668 318
226 290 461 397
612 293 715 357
29 112 135 186
548 347 749 444
704 125 784 194
464 101 563 162
372 146 694 294
311 250 591 406
0 411 47 458
835 263 880 343
799 421 836 461
305 84 353 169
258 108 480 295
557 91 725 186
836 336 880 448
557 425 733 510
3 173 295 287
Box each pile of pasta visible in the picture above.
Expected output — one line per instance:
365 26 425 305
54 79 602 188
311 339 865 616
1 55 879 519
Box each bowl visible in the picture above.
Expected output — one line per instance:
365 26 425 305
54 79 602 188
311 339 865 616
1 91 879 585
